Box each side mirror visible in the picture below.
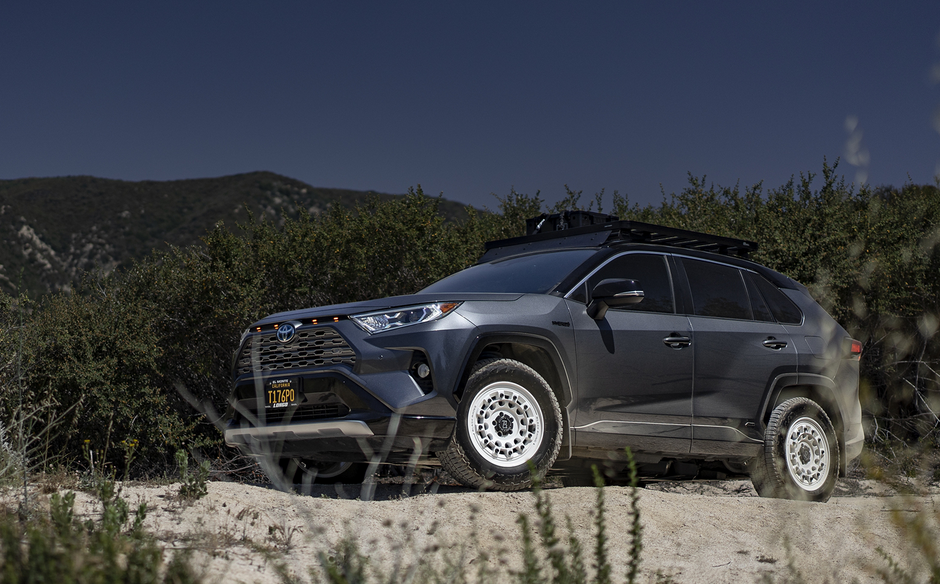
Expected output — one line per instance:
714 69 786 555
586 278 644 320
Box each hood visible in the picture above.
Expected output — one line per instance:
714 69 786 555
253 292 525 326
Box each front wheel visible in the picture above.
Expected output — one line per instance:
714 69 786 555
438 358 563 491
751 397 840 502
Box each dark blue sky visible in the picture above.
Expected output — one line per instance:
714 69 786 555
3 3 939 209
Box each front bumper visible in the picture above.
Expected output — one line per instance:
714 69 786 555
223 316 474 463
224 414 455 463
225 419 375 443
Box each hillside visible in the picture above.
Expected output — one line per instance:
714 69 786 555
0 172 469 297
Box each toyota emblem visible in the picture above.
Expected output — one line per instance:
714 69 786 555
276 323 295 343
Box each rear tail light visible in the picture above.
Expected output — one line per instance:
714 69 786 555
845 338 862 360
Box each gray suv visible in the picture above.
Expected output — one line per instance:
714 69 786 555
224 213 863 502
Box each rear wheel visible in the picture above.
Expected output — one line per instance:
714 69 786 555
751 397 839 502
438 358 562 491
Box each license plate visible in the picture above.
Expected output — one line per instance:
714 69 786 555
265 378 298 409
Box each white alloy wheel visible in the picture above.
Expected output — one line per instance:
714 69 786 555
750 397 840 502
466 381 544 468
437 358 562 491
784 416 830 492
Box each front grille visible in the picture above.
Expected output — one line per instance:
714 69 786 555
236 327 356 375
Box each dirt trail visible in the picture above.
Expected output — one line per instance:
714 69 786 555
55 476 940 583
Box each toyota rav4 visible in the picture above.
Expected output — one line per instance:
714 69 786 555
224 212 863 502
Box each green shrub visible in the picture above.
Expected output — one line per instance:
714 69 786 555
176 449 210 501
607 161 940 444
309 451 644 584
0 279 195 473
0 489 201 583
0 190 492 472
3 163 940 476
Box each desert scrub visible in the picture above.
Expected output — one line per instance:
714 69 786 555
304 451 644 584
873 496 940 583
0 436 207 583
2 438 203 582
5 167 940 481
516 453 643 584
0 490 202 583
177 449 210 501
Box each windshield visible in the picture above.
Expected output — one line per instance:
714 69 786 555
420 249 596 294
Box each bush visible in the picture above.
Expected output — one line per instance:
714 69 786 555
176 449 210 501
607 161 940 444
0 279 197 473
0 190 494 472
2 163 940 476
0 489 202 583
310 455 644 584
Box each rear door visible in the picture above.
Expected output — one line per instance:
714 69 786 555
674 258 798 456
568 252 693 455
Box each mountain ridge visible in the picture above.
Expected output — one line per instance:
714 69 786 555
0 171 469 297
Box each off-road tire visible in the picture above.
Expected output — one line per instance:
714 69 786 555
438 358 563 491
751 397 840 502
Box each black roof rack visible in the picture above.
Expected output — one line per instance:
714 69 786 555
482 212 758 261
525 210 619 234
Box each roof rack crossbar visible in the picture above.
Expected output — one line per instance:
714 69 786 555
607 221 756 256
483 214 758 260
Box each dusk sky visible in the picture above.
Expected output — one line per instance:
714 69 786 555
3 3 940 209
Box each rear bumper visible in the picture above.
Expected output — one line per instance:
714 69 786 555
843 419 864 466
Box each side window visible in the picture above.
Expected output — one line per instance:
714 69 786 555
570 253 674 314
745 272 803 325
681 259 752 320
744 275 775 322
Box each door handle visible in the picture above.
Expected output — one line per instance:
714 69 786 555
663 335 691 349
762 337 788 350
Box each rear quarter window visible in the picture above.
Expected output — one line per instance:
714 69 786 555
744 272 804 325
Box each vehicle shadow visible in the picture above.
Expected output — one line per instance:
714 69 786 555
293 480 479 501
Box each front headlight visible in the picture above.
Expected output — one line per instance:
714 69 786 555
351 302 461 334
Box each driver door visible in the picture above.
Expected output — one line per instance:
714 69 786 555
568 252 693 455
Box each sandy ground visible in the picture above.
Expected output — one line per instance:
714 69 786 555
44 474 940 584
